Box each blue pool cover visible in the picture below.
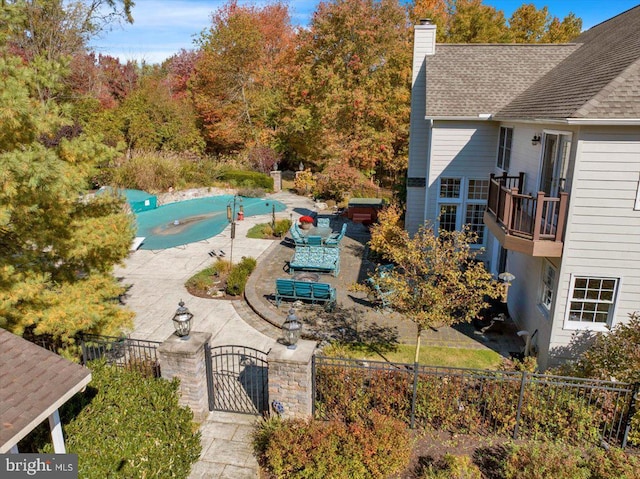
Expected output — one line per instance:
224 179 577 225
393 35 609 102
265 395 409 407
116 190 286 250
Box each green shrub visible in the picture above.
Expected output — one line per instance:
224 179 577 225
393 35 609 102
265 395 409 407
253 412 411 479
501 442 589 479
585 446 640 479
185 265 218 291
225 257 256 296
185 260 230 293
111 152 182 192
556 311 640 446
494 441 640 479
421 454 482 479
237 256 257 273
247 223 273 239
247 220 291 239
220 169 273 191
44 361 200 478
273 219 292 237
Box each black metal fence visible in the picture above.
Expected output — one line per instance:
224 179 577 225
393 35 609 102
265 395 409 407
21 331 162 378
313 356 639 449
80 334 162 377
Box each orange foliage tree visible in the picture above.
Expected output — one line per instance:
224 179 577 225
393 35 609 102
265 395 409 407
287 0 411 182
191 1 297 154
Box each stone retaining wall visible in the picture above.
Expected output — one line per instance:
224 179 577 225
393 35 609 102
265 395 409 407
156 187 236 206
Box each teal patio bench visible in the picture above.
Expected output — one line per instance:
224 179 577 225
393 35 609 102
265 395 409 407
289 246 340 277
275 279 336 310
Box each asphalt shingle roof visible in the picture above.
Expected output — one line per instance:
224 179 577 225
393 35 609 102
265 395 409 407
0 329 91 452
425 44 578 117
497 5 640 120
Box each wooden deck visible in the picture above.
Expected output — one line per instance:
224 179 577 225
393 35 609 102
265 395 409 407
484 173 568 257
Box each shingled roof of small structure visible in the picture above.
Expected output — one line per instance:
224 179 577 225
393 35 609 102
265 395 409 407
496 5 640 120
0 329 91 452
425 44 578 117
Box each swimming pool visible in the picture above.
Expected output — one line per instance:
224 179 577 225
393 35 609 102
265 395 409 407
124 191 286 250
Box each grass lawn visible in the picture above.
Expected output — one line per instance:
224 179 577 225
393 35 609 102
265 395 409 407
247 219 292 239
246 223 271 239
324 343 504 370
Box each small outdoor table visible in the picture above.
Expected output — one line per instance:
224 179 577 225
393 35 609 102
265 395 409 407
300 226 333 241
292 272 321 282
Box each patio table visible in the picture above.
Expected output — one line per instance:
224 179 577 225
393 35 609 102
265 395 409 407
299 226 333 240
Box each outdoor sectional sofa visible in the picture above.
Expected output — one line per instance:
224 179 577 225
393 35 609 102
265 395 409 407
289 246 340 277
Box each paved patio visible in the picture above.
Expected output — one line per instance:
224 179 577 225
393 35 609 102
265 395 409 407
245 213 525 356
115 190 524 478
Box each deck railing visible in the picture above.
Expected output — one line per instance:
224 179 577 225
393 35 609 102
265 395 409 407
487 173 568 242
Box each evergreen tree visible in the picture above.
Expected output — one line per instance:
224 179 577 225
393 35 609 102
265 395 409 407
1 3 134 341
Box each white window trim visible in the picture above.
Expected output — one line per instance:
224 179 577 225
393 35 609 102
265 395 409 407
538 130 573 195
563 274 621 332
496 126 513 171
437 177 488 248
539 260 557 316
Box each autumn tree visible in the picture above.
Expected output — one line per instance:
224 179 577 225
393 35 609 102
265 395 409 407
290 0 411 181
541 12 582 43
0 10 134 342
409 1 582 44
447 0 510 43
408 0 450 42
192 1 296 154
104 74 205 154
368 205 501 362
508 4 582 43
163 49 200 99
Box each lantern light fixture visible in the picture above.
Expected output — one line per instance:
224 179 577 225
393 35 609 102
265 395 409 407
172 300 193 339
282 307 302 349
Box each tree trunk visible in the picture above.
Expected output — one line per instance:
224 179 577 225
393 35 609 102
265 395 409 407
414 328 422 364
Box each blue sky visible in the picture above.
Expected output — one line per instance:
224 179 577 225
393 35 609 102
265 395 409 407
89 1 640 64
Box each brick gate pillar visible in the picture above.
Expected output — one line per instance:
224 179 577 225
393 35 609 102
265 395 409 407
158 331 212 422
267 340 316 419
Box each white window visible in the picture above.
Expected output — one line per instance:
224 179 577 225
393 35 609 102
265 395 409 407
439 178 461 199
497 127 513 171
564 276 620 330
437 178 489 245
540 261 556 311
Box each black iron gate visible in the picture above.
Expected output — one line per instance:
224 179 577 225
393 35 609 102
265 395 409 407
205 344 270 415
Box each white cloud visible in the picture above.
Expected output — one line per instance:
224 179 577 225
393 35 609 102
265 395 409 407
90 0 316 64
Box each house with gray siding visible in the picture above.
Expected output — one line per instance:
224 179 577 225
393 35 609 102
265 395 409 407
407 7 640 368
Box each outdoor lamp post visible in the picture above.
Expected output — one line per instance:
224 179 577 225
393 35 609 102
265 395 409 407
498 272 515 303
172 300 193 339
282 307 302 349
227 195 241 264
